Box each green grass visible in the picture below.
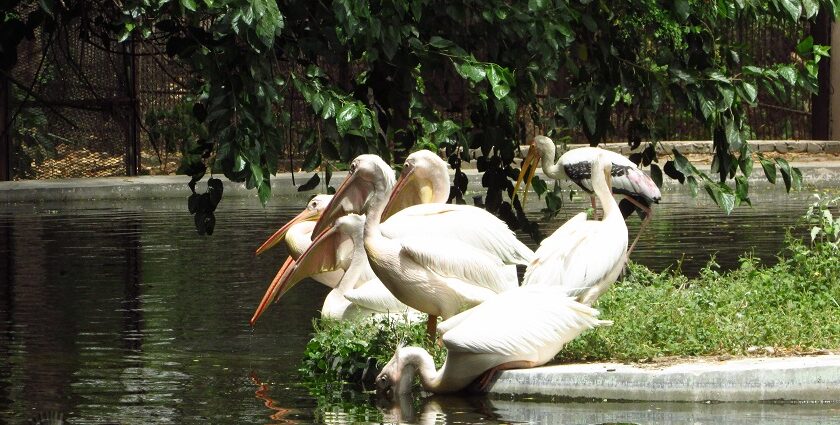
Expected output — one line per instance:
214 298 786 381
558 242 840 362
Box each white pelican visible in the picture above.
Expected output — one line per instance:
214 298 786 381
515 135 661 254
254 194 344 288
375 287 611 394
523 151 629 305
380 150 451 221
313 154 533 335
250 214 419 324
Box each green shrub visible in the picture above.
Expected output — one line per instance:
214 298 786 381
300 315 445 383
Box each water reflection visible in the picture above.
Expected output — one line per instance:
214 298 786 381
0 169 838 423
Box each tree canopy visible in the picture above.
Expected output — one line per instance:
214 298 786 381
2 0 837 225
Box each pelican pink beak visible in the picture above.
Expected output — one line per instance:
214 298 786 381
250 222 345 326
254 207 321 256
513 140 541 204
312 167 373 239
381 162 421 222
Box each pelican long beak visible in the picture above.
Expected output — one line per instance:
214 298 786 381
250 223 345 326
255 208 321 256
250 256 296 326
513 142 541 204
382 165 428 221
312 171 371 239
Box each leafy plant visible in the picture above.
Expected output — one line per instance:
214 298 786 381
802 193 840 249
300 316 445 384
2 0 837 218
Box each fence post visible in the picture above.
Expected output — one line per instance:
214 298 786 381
0 73 10 181
812 8 832 140
831 16 840 140
124 37 140 176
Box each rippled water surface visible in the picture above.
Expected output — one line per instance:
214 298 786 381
2 170 839 424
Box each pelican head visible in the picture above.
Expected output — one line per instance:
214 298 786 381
376 345 416 397
513 135 557 204
382 150 450 220
255 194 334 255
312 154 395 238
250 213 356 326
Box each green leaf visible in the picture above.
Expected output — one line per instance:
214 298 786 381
686 175 698 197
455 62 486 83
298 173 321 192
802 0 820 19
674 0 690 19
531 175 548 197
725 119 742 152
739 153 753 178
672 149 698 176
775 157 793 192
796 36 814 55
258 180 271 206
778 0 802 20
735 176 751 206
321 99 336 120
778 66 797 86
741 82 757 104
180 0 198 11
486 65 511 99
760 158 776 184
791 167 803 190
705 183 735 215
650 163 663 188
428 36 454 49
528 0 547 12
336 103 360 134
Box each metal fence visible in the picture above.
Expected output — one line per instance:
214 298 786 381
0 14 830 181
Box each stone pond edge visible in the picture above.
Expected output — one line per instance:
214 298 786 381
488 354 840 402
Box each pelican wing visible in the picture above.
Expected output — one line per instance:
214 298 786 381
522 213 591 286
442 287 608 356
400 236 516 294
344 278 411 314
384 203 534 265
523 220 627 298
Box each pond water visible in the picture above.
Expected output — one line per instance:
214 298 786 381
2 169 839 424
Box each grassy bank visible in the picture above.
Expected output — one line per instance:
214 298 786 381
300 196 840 380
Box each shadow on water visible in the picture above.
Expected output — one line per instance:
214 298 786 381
0 169 839 423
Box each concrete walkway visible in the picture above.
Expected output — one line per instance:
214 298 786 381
488 355 840 402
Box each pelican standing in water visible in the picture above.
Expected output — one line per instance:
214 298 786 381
515 135 660 254
313 154 533 337
375 153 624 395
523 150 628 305
250 214 418 324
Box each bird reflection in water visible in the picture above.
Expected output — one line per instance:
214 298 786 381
249 372 300 424
377 391 502 425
